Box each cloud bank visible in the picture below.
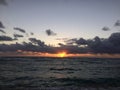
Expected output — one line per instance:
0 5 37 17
0 20 120 55
0 32 120 54
0 35 14 41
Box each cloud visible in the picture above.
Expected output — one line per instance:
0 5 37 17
45 29 57 36
13 34 24 38
0 32 120 54
0 29 6 34
102 26 110 31
64 38 77 45
76 38 87 45
64 38 87 46
0 35 14 41
0 21 5 28
0 43 30 52
0 41 56 53
63 33 120 54
58 43 65 46
29 38 46 47
57 45 89 54
109 32 120 46
114 20 120 26
14 27 26 33
0 0 7 5
30 32 34 35
87 34 120 54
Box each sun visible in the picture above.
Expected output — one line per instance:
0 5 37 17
57 52 67 57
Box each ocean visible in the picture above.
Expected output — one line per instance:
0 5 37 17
0 57 120 90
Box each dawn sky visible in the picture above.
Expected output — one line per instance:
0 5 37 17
0 0 120 57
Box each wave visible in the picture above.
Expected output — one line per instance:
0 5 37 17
49 67 81 71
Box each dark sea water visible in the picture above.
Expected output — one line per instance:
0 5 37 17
0 57 120 90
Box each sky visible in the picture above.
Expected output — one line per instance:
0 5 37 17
0 0 120 57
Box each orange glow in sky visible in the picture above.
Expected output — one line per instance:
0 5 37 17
0 50 120 58
57 52 67 57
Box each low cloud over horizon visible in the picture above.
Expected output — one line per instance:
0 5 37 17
0 32 120 54
0 20 120 56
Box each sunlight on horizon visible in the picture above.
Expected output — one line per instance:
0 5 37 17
57 52 67 57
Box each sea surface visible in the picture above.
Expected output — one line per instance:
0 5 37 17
0 57 120 90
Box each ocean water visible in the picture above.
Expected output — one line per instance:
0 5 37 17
0 57 120 90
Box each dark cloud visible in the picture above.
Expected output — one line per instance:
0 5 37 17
0 42 34 52
102 26 110 31
0 33 120 54
57 45 89 54
109 32 120 46
45 29 57 36
0 41 56 53
87 34 120 54
114 20 120 26
13 34 24 38
0 21 5 28
76 38 87 45
30 32 34 35
29 38 46 47
0 35 14 41
58 43 65 46
64 38 87 46
63 33 120 54
0 0 7 5
64 38 77 45
14 27 26 33
0 29 6 34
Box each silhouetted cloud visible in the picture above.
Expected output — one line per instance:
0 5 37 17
109 32 120 46
0 32 120 54
102 26 110 31
57 45 89 54
14 27 26 33
0 35 14 41
0 41 56 53
0 0 7 5
29 38 46 47
0 42 33 52
30 32 34 35
45 29 57 36
76 38 87 45
63 33 120 54
87 33 120 54
115 20 120 26
0 21 5 28
0 29 6 34
13 34 24 38
64 38 77 45
58 43 65 46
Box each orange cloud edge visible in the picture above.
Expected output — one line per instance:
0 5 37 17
0 50 120 58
